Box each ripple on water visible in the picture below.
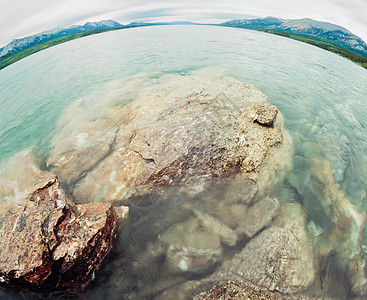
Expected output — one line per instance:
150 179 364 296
1 25 367 299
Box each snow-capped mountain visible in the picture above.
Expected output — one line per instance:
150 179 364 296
2 17 366 59
0 20 123 57
223 17 367 57
223 17 284 29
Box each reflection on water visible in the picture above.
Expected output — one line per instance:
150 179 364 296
1 25 367 299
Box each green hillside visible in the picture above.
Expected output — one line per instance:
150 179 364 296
1 25 366 71
261 30 367 69
0 26 145 70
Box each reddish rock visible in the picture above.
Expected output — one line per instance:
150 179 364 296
196 281 282 300
0 176 117 292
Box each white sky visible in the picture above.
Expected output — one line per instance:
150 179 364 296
1 0 367 47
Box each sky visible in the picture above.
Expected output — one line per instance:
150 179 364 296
0 0 367 47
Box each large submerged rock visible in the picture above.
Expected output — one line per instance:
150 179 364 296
0 72 291 296
206 203 315 295
47 73 285 204
0 148 54 211
0 175 118 292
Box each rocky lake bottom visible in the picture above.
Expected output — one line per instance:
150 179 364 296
0 71 366 299
1 25 367 299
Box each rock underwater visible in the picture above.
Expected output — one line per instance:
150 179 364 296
47 72 287 204
195 281 283 300
202 203 316 295
0 72 295 295
0 174 122 292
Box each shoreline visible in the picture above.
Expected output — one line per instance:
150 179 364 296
1 24 366 71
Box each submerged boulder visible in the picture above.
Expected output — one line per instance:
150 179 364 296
0 148 55 211
158 217 223 274
207 203 315 295
196 281 282 300
235 196 279 238
47 73 285 204
0 72 292 297
0 175 119 292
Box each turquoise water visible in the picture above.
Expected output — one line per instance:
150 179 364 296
1 25 367 205
1 25 367 298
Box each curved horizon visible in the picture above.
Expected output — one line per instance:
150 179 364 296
1 0 367 48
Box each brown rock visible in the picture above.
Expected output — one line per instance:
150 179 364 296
47 74 285 204
196 281 282 300
192 209 238 246
236 197 279 238
157 280 201 300
0 176 117 292
248 102 278 126
208 203 315 295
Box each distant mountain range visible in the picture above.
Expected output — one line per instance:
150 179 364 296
0 20 124 57
0 20 195 58
1 17 367 59
222 17 367 57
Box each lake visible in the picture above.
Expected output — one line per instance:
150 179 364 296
1 25 367 299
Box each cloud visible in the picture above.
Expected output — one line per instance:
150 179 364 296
1 0 367 47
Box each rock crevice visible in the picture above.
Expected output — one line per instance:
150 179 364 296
0 175 123 292
0 73 291 295
47 74 286 203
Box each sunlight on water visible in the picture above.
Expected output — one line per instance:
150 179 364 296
1 25 367 299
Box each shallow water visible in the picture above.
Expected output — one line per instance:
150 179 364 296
1 25 367 299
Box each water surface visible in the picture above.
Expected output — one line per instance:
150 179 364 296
1 25 367 299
